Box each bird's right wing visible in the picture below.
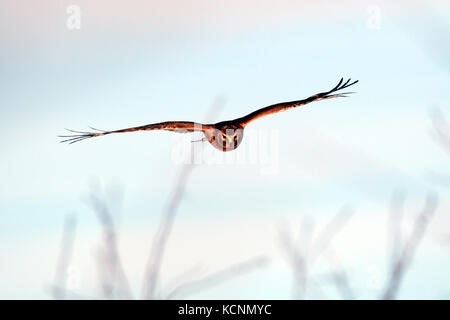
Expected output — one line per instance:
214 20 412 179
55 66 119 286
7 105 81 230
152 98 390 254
237 78 358 127
59 121 212 144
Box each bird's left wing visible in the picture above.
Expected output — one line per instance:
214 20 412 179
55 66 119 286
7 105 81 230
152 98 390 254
59 121 211 144
236 78 358 127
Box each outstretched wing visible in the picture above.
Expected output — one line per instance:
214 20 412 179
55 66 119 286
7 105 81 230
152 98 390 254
237 78 358 127
59 121 211 144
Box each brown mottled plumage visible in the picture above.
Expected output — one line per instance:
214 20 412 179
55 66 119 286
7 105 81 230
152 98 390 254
60 78 358 152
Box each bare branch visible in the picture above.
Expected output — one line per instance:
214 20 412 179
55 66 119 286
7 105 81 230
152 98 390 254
48 285 93 300
323 248 355 300
309 205 355 265
387 188 406 269
141 163 195 299
278 219 311 299
89 194 132 299
279 206 354 299
382 193 439 300
430 107 450 154
164 256 269 299
51 214 77 300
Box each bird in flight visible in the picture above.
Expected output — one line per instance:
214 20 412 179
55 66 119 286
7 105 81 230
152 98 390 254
60 78 358 152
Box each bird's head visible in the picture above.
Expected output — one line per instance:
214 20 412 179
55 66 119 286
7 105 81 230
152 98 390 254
204 123 244 152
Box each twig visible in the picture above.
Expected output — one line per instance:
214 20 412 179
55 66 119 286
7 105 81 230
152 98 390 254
51 214 77 300
89 194 132 299
278 218 311 299
279 206 354 299
164 256 269 299
141 163 195 299
309 206 354 265
48 285 93 300
430 107 450 154
323 248 355 299
382 193 438 300
387 189 406 269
